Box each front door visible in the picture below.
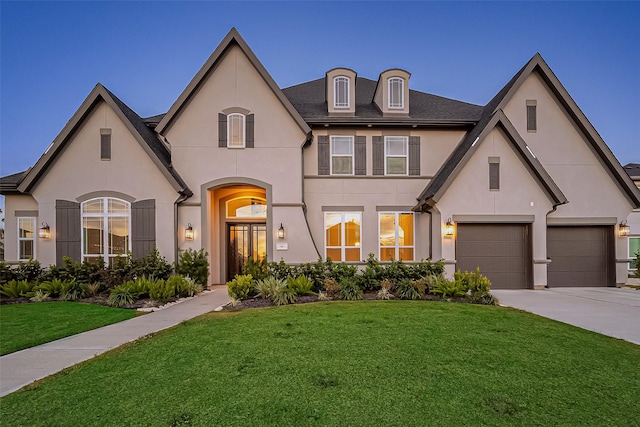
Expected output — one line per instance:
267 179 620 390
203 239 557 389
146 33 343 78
227 223 267 281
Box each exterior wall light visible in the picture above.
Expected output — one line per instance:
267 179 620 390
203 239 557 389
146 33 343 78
39 222 51 239
444 218 455 237
185 224 194 241
278 223 285 239
618 220 630 237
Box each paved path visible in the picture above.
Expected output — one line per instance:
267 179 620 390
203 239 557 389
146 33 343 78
0 286 230 397
491 287 640 345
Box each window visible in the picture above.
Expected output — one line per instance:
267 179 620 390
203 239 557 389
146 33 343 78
226 197 267 219
82 198 130 265
489 157 500 190
100 128 111 160
17 217 36 260
331 136 354 174
385 136 408 175
388 77 404 109
630 236 640 270
379 212 414 261
228 113 245 148
325 212 361 262
334 76 350 108
527 100 537 132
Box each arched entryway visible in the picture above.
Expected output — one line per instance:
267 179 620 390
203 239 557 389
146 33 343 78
225 195 267 280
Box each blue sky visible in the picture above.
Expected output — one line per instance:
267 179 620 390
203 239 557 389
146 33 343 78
1 1 639 186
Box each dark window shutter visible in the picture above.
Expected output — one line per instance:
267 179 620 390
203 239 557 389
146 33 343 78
317 136 330 175
409 136 420 176
489 163 500 190
527 105 537 131
218 113 227 147
100 133 111 160
246 114 255 148
372 136 384 175
56 200 81 265
354 136 366 175
132 199 156 259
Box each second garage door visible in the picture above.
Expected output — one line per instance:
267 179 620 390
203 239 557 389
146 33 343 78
456 223 531 289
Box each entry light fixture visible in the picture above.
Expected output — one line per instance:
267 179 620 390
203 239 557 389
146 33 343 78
444 218 455 237
278 223 285 239
185 223 194 241
618 220 630 237
39 222 51 239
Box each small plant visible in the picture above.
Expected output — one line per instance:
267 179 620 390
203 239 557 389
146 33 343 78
243 257 268 281
83 282 102 297
395 278 425 300
149 279 175 304
376 287 393 300
317 291 330 301
177 248 210 286
272 284 297 306
30 289 51 302
255 276 286 300
287 275 315 296
0 280 34 298
35 279 65 298
430 276 467 299
227 274 254 300
323 278 340 299
338 277 363 301
60 279 85 301
107 282 137 307
380 279 395 292
170 275 202 298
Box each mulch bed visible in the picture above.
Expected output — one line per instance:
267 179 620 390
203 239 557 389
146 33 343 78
0 295 176 310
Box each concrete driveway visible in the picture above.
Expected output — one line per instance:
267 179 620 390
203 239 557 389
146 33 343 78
491 287 640 345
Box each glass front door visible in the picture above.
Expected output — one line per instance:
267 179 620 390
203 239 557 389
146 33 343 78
227 223 267 281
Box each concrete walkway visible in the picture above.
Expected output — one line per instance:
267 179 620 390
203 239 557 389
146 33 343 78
491 287 640 345
0 286 230 397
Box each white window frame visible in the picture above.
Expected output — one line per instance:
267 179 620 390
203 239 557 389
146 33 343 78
324 212 362 262
17 217 36 261
629 235 640 271
227 113 246 148
81 197 131 264
388 77 404 109
384 136 408 175
330 136 354 175
333 76 350 109
378 212 415 261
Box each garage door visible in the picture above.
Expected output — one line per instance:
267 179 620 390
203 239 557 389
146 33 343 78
456 224 531 289
547 226 614 287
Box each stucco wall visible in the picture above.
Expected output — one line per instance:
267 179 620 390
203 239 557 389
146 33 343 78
3 195 39 263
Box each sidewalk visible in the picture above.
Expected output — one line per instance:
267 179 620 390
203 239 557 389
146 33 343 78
0 286 230 397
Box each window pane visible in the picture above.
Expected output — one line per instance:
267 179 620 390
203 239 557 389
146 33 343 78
227 198 266 218
228 114 245 147
19 240 34 260
386 138 407 155
398 213 414 246
108 199 129 214
325 214 342 246
389 78 403 108
326 248 342 262
84 218 104 255
345 248 360 262
83 199 103 214
332 137 353 154
379 214 396 247
344 214 360 247
332 157 353 174
399 248 414 261
18 218 35 239
380 247 395 262
387 157 407 174
334 77 349 108
630 237 640 269
109 217 129 255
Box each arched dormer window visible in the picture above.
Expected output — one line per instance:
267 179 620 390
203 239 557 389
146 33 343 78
81 197 130 265
388 77 404 109
227 113 246 148
334 76 350 108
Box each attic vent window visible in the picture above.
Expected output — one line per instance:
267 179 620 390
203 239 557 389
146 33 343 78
228 113 245 148
388 77 404 109
334 76 350 108
526 100 537 132
100 128 111 160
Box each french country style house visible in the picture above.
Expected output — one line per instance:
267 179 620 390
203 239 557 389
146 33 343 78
2 28 639 288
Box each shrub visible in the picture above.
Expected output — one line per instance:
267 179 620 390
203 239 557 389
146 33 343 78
297 257 329 292
227 274 254 300
178 248 210 286
377 287 393 300
429 276 467 299
149 279 175 304
395 278 426 300
323 278 340 299
131 277 152 299
359 253 384 291
456 268 494 303
272 284 297 306
108 282 137 307
60 279 86 301
267 259 294 281
243 257 268 281
0 280 34 298
255 276 286 300
83 282 102 297
14 259 44 283
338 277 362 301
30 289 51 302
136 248 173 280
169 275 202 298
634 250 640 279
0 261 16 285
380 278 395 292
35 279 66 298
287 275 315 296
104 254 136 288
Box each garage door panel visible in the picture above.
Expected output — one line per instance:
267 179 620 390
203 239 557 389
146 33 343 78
548 241 606 257
458 256 525 273
457 241 524 257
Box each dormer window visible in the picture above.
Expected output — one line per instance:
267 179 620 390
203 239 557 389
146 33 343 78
388 77 404 109
228 113 245 148
334 76 350 108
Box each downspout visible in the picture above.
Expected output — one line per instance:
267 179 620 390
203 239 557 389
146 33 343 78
427 210 433 260
174 192 190 268
301 133 321 257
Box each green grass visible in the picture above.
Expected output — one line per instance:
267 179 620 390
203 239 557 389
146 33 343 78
0 302 136 355
1 301 639 426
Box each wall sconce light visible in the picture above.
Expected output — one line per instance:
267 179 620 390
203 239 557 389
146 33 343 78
278 223 285 239
618 220 630 237
444 218 455 237
185 223 194 241
39 222 51 239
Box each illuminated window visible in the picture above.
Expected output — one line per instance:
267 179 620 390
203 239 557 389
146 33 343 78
17 217 36 260
82 198 130 265
324 212 361 262
226 197 267 219
331 136 354 175
379 212 414 261
334 76 350 108
228 113 245 148
388 77 404 109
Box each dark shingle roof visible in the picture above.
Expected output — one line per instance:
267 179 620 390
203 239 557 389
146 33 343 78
0 170 29 194
624 163 640 179
282 77 483 124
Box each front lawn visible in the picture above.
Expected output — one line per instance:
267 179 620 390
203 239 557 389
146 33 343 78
0 302 137 355
1 301 639 426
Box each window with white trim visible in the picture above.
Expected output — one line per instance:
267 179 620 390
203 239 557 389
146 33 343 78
228 113 245 148
388 77 404 109
379 212 414 261
385 136 408 175
629 236 640 270
324 212 361 262
82 198 130 265
334 76 350 108
226 197 267 219
331 136 354 175
17 217 36 261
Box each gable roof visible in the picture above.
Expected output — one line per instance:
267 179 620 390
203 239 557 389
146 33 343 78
415 53 640 210
0 170 29 194
282 76 483 125
155 28 311 137
623 163 640 181
15 83 192 196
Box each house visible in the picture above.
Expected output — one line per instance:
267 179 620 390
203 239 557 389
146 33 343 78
623 163 640 272
2 28 639 289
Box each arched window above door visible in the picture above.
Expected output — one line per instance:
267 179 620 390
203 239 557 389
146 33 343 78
226 197 267 219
